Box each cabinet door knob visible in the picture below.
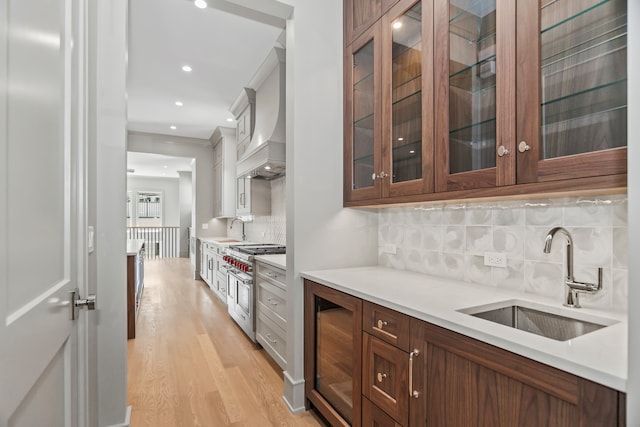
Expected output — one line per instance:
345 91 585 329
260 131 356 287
497 145 509 157
372 172 389 180
376 372 387 383
518 141 531 153
376 319 388 330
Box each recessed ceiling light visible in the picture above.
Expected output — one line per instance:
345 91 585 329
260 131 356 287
175 101 183 107
163 165 168 169
194 0 207 9
246 175 252 179
182 65 192 72
170 125 177 130
264 166 272 170
226 118 233 122
393 21 402 29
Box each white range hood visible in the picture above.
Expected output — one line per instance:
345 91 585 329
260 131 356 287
236 47 286 180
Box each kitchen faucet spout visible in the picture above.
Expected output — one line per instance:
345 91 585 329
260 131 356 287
230 218 246 241
543 227 602 308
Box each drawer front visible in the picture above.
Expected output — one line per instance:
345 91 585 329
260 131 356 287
257 279 286 328
362 397 403 427
256 262 286 288
362 333 409 426
256 311 287 369
363 301 410 350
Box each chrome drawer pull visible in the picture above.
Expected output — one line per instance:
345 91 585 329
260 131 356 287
266 333 277 344
409 349 420 399
267 297 278 306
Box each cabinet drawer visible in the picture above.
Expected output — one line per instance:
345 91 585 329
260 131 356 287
362 333 409 426
256 263 286 288
362 397 403 427
256 311 287 370
257 279 286 329
363 301 410 350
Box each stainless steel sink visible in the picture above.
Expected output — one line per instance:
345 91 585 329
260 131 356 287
460 300 617 341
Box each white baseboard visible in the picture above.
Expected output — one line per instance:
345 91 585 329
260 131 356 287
283 371 306 413
104 405 131 427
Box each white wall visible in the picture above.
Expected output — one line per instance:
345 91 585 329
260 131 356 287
127 131 227 239
89 0 129 425
283 0 379 412
627 0 639 423
127 176 180 227
178 171 193 257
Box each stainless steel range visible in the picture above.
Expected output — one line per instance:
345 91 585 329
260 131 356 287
223 244 286 342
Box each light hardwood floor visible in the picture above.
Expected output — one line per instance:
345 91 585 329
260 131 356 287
127 258 325 427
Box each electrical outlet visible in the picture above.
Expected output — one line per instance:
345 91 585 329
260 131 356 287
382 244 397 255
484 252 507 268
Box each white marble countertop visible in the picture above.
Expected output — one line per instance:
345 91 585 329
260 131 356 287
126 239 145 256
255 254 286 270
198 236 250 246
301 266 628 392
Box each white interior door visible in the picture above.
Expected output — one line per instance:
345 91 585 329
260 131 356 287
0 0 86 425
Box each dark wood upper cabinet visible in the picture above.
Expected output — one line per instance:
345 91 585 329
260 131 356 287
344 0 434 203
516 0 628 185
344 0 628 207
345 0 400 47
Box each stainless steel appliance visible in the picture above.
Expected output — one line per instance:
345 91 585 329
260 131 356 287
223 244 286 342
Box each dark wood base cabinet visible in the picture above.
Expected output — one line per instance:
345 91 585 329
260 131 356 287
305 280 626 427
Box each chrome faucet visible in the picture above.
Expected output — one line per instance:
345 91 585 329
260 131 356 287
230 218 246 241
543 227 602 308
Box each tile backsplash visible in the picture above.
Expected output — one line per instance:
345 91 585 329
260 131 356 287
378 195 628 312
227 176 286 245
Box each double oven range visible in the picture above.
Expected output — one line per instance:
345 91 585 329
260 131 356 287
223 244 286 342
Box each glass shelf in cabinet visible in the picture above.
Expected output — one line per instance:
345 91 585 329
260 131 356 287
354 72 374 91
540 105 626 159
449 54 496 79
392 84 421 106
354 113 375 130
541 78 627 109
541 0 612 35
449 117 496 136
450 1 496 43
542 28 626 68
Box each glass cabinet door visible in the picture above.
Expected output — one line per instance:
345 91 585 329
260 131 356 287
304 281 362 427
435 0 506 191
517 0 627 183
345 22 382 201
384 0 434 196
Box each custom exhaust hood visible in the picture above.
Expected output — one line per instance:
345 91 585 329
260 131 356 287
235 47 286 180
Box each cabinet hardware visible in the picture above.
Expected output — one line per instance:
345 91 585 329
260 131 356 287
371 171 389 180
376 319 388 330
267 297 278 306
497 145 509 157
409 349 420 398
376 372 387 383
518 141 531 153
266 333 277 344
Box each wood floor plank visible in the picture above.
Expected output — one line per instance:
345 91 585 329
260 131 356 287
127 258 325 426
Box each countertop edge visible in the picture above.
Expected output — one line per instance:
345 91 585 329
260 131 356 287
255 254 286 270
301 267 627 392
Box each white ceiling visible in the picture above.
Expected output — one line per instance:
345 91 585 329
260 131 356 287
127 0 285 141
127 152 194 178
127 0 285 178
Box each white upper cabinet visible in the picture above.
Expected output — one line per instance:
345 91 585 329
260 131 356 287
211 126 237 218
